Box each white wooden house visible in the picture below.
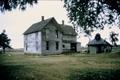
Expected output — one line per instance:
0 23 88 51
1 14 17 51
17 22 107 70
23 17 81 54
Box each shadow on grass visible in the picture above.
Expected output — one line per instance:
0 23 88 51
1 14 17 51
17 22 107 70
68 69 120 80
0 65 21 80
0 65 34 80
0 64 47 80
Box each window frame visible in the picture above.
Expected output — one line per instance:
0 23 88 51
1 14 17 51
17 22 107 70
56 30 59 38
46 41 49 50
56 41 59 50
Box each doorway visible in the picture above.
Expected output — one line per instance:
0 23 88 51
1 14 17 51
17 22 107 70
97 45 102 53
70 43 77 52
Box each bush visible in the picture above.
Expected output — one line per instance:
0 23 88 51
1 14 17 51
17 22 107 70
68 69 120 80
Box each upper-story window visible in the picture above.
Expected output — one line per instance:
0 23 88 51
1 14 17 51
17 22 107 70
62 45 65 48
44 29 49 39
56 30 59 38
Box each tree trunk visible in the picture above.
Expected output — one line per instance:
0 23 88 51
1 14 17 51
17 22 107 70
2 47 5 54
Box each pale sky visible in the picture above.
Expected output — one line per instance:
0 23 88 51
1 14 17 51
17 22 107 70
0 1 120 48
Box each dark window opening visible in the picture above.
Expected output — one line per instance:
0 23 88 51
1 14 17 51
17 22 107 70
26 43 27 51
46 41 49 50
56 41 59 50
63 45 65 48
56 30 59 38
36 41 38 51
71 43 77 52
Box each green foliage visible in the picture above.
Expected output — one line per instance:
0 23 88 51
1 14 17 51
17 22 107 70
68 69 120 80
64 0 120 33
0 65 29 80
0 30 11 53
0 0 38 12
109 31 119 46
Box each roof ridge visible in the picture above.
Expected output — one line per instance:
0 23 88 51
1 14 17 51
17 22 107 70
59 24 72 27
31 17 54 25
23 17 77 35
24 17 54 35
39 17 54 28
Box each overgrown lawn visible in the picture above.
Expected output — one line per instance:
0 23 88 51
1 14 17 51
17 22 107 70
0 53 120 80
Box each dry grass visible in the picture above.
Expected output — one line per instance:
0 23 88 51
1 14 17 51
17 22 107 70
0 52 120 80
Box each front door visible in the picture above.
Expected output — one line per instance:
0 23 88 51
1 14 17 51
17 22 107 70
97 46 102 53
71 43 77 52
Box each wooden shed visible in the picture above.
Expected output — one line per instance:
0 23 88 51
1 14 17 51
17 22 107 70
88 34 112 54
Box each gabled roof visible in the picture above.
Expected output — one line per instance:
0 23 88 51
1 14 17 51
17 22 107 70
24 17 57 35
60 24 77 36
24 17 77 36
88 38 112 46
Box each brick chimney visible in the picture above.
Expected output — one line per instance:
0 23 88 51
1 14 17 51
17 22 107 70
41 16 44 21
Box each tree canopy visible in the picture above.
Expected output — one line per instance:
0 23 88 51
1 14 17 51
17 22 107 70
0 0 37 12
109 31 119 46
0 0 120 33
0 30 11 53
64 0 120 33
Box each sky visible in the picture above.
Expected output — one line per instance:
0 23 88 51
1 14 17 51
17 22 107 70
0 1 120 48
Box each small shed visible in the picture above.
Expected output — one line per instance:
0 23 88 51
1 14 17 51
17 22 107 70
88 33 112 54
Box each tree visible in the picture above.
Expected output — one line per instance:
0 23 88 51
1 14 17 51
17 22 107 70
0 0 38 12
84 30 92 41
0 30 11 53
109 31 119 46
64 0 120 33
0 0 120 33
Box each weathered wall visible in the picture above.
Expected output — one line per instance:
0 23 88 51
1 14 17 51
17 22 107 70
62 42 71 52
24 32 42 54
77 42 81 52
24 20 80 54
62 35 77 42
88 46 96 54
41 22 63 54
62 35 77 52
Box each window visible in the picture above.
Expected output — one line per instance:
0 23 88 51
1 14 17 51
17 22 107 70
56 41 59 50
44 29 49 39
63 45 65 48
26 43 28 51
36 32 38 51
56 30 59 38
46 41 49 50
43 29 47 39
36 41 38 51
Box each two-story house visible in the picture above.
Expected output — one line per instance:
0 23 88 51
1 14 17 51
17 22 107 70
23 17 81 54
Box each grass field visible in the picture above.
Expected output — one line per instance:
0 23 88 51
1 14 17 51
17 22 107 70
0 52 120 80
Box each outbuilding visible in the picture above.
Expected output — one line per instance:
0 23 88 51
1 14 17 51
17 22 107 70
88 33 112 54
